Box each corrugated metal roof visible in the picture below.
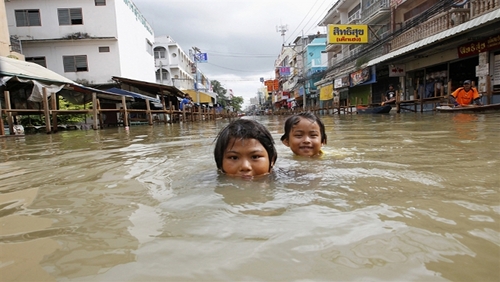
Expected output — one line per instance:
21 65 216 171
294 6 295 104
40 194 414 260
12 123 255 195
367 9 500 66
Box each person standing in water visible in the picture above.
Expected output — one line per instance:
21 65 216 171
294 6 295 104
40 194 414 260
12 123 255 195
214 119 278 179
280 112 327 158
450 80 482 106
381 84 397 106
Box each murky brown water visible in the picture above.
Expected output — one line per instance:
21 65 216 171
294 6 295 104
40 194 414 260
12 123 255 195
1 112 499 281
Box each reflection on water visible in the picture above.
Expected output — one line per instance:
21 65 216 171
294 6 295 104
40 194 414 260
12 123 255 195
1 113 499 281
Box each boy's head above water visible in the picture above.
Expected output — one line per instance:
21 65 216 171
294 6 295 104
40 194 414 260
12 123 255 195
280 112 327 157
214 119 277 179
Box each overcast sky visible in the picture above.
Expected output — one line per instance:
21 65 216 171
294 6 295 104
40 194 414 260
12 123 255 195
133 0 334 107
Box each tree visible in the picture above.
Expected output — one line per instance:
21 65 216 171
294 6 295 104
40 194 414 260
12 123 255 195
210 80 228 107
231 96 244 112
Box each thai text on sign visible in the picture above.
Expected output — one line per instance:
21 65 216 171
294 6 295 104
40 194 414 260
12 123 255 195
328 25 369 44
458 34 500 58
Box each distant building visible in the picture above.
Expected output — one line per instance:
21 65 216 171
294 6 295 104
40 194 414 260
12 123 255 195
5 0 155 86
154 35 217 106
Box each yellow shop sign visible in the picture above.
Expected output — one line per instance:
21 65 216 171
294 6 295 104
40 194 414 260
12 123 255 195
328 24 369 44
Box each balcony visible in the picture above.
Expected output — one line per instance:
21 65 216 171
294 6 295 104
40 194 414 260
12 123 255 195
390 0 498 51
361 0 390 24
391 8 470 50
348 10 361 23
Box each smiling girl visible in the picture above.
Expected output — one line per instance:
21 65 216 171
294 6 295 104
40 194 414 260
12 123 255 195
280 112 327 158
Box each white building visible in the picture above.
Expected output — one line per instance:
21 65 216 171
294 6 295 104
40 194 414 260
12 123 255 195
154 35 217 106
153 35 194 91
5 0 155 86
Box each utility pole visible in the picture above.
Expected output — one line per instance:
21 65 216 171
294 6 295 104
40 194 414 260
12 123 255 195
276 24 288 45
191 47 201 107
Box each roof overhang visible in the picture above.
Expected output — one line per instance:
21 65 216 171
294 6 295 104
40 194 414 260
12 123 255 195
112 76 186 98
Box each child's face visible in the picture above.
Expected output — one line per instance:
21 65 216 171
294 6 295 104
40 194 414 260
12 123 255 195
282 117 324 157
222 137 272 179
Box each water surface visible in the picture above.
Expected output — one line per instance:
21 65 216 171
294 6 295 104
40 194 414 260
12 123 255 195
1 113 499 281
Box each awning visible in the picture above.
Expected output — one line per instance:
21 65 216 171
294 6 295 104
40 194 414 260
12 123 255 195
0 55 74 85
367 8 500 66
112 76 185 98
106 87 161 103
0 56 128 104
183 89 216 103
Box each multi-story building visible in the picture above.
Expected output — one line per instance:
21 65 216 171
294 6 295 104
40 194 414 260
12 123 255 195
5 0 155 86
153 35 216 106
273 33 327 110
317 0 499 109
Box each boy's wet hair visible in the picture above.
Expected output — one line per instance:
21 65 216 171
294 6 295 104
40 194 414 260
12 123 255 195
214 119 277 172
280 112 327 144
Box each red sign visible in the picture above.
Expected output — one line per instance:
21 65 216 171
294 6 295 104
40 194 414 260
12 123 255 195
458 34 500 58
265 79 279 91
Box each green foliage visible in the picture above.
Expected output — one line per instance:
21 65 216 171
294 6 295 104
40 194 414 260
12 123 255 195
211 80 228 107
231 96 244 112
15 96 91 126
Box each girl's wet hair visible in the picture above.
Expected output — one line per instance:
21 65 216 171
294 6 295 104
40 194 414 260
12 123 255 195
214 119 278 172
280 112 327 144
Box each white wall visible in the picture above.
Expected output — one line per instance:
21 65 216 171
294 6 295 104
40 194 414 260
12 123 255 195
5 0 155 84
115 0 155 82
6 0 119 40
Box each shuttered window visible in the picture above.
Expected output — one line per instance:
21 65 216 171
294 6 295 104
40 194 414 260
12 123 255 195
15 10 41 27
58 8 83 25
98 46 110 53
26 57 47 68
63 55 88 72
95 0 106 6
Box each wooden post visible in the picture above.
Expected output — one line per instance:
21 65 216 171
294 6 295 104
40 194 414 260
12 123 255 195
122 96 129 127
0 96 3 136
97 99 104 129
42 88 51 134
4 91 13 135
121 96 129 126
486 75 491 105
161 96 167 124
51 92 58 133
169 101 173 124
146 98 153 125
92 92 98 130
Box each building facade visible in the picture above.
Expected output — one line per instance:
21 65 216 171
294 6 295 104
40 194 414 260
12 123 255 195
5 0 155 86
316 0 500 109
153 35 216 106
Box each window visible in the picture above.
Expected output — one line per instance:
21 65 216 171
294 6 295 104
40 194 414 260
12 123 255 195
26 57 47 68
99 46 110 53
146 39 153 55
58 8 83 25
63 55 88 72
15 10 41 27
154 47 166 59
95 0 106 6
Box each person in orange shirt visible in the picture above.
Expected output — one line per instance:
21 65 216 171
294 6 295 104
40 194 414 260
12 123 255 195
450 80 482 106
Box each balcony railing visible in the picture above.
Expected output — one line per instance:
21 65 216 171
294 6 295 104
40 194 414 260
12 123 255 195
362 0 390 23
390 0 498 51
391 8 470 50
348 10 361 23
471 0 499 18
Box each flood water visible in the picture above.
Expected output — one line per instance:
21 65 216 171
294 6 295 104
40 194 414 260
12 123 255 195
1 112 499 281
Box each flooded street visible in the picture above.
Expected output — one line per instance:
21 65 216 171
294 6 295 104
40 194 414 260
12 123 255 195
1 112 499 281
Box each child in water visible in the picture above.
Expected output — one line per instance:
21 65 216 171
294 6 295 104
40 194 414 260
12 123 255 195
214 119 278 179
280 112 327 157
